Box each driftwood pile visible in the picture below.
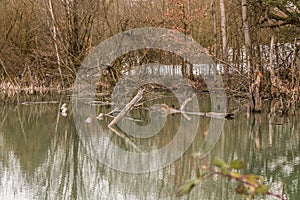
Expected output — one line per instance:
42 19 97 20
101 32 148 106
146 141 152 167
96 89 234 129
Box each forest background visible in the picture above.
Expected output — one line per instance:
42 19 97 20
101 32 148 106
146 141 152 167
0 0 299 114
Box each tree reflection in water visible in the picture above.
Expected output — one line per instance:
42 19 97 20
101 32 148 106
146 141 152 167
0 96 299 199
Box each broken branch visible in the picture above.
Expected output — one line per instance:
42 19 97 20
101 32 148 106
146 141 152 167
108 89 144 127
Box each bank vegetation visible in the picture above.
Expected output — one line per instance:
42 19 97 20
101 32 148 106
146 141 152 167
0 0 299 114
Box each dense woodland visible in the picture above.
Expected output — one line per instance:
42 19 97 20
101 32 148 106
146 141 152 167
0 0 299 114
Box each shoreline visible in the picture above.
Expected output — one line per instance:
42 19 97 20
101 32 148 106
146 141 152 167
0 81 73 96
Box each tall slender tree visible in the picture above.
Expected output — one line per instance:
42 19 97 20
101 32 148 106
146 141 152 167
219 0 228 77
242 0 262 112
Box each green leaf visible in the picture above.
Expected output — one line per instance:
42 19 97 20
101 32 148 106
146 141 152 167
213 158 227 168
230 171 242 179
176 179 200 197
221 166 229 175
255 184 270 195
230 160 245 170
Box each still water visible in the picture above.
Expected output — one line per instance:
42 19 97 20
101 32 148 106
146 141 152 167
0 94 299 200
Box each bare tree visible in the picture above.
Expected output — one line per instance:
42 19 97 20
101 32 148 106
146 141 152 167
46 0 63 84
241 0 252 78
242 0 262 112
210 0 218 58
219 0 228 77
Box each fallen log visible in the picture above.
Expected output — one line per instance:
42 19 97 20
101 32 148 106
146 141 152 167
87 101 113 106
21 101 58 105
108 89 144 127
184 111 234 120
96 107 142 122
151 103 233 120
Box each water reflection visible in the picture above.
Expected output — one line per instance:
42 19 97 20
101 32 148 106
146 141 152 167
0 96 299 199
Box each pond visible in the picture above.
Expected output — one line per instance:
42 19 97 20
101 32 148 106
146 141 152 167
0 94 299 200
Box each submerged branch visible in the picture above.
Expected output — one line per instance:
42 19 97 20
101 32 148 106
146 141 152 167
108 125 141 152
152 103 233 120
22 101 58 105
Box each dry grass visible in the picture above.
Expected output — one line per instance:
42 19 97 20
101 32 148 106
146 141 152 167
0 81 72 97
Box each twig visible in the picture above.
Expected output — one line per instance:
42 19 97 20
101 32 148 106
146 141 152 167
180 98 192 111
210 55 249 79
0 59 18 87
180 98 192 120
106 107 120 116
202 166 286 200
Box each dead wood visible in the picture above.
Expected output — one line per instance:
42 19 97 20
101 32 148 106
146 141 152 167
108 89 144 127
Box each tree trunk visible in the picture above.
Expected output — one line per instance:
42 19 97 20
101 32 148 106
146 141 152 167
210 0 217 59
269 36 276 97
219 0 228 77
241 0 251 78
47 0 64 85
250 70 263 112
68 0 81 71
241 0 262 112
